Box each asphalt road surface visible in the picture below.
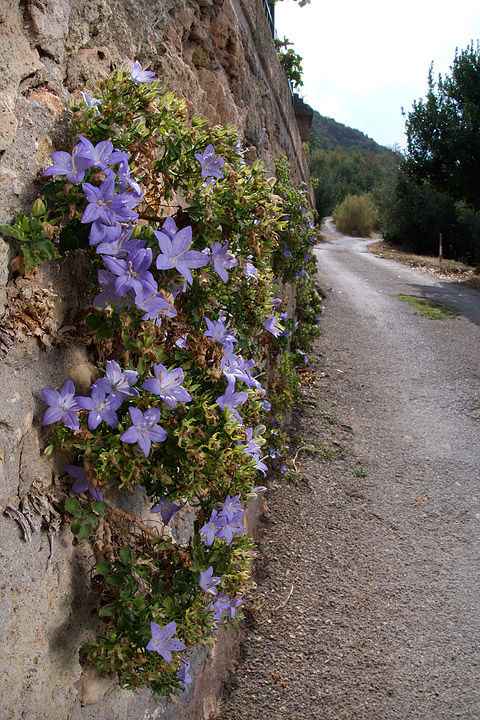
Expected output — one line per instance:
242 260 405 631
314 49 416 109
219 222 480 720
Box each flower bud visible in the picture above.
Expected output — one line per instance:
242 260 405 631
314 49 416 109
130 223 142 239
31 198 46 217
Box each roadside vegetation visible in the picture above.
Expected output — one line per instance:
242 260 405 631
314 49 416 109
310 41 480 266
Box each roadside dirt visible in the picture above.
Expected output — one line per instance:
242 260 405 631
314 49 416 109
216 228 480 719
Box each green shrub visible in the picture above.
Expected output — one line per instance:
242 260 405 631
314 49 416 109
332 193 378 237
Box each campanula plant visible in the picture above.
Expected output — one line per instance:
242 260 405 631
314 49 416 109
0 57 321 697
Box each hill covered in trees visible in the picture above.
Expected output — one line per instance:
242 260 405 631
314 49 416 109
310 109 388 154
309 109 400 219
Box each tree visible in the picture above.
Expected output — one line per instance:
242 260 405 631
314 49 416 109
404 41 480 211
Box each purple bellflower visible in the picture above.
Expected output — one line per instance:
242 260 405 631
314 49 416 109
177 660 193 691
43 145 93 185
146 621 186 662
80 91 101 115
194 144 225 179
199 566 222 595
41 380 80 431
154 218 208 285
263 314 282 337
128 57 158 83
200 508 225 547
216 381 248 411
103 247 156 297
209 242 238 283
141 363 191 408
204 317 237 355
120 406 167 457
77 386 122 430
76 136 130 170
81 170 138 227
220 494 244 522
96 226 145 257
150 498 182 525
133 286 171 323
93 269 132 310
93 360 139 400
65 464 103 502
216 516 244 545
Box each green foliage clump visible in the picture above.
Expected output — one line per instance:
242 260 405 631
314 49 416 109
404 41 480 212
274 37 304 89
375 166 480 264
332 193 378 237
1 59 321 698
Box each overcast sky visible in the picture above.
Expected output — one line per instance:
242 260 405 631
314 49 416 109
275 0 480 150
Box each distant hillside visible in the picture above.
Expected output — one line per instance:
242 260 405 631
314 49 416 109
308 110 401 218
310 110 388 155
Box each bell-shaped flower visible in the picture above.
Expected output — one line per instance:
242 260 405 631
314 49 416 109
120 406 167 457
146 621 185 663
216 381 248 411
76 136 130 170
150 498 182 525
103 248 156 297
77 386 122 430
93 360 139 401
43 145 93 184
199 566 222 595
154 218 208 285
194 144 225 179
41 380 80 431
141 363 191 408
209 242 238 283
65 465 103 502
81 170 138 227
128 57 157 83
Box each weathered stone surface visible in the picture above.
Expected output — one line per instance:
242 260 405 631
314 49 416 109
0 0 312 717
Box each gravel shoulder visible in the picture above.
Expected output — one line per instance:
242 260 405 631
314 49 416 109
216 230 480 720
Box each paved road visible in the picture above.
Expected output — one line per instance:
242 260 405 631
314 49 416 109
313 222 480 718
220 224 480 719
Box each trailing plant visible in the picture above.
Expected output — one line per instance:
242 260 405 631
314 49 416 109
274 37 304 89
1 58 320 698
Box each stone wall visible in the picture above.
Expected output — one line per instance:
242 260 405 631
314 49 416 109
0 2 310 718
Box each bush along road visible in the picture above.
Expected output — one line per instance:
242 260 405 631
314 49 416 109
218 228 480 720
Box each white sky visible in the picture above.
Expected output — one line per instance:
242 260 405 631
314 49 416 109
275 0 480 149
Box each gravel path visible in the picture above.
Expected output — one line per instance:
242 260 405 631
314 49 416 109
216 229 480 719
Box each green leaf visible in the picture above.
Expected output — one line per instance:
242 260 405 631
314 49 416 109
65 497 81 514
163 596 174 613
0 224 23 241
98 603 117 617
85 313 103 330
22 247 37 272
106 574 125 587
136 357 147 376
96 324 114 339
96 562 112 576
77 523 93 540
91 500 105 517
120 546 132 565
